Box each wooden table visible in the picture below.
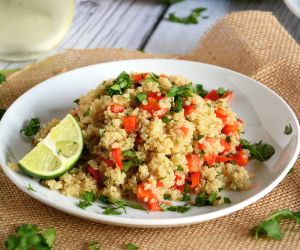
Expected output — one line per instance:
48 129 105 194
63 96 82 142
1 0 299 69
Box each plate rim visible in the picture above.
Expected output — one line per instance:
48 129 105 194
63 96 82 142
1 58 300 228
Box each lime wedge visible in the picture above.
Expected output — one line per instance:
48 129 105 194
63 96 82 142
19 114 83 179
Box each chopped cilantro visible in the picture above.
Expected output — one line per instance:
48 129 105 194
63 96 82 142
73 98 79 104
101 206 122 215
217 87 227 96
76 191 96 210
122 150 141 172
251 209 300 240
162 0 184 5
288 167 294 175
0 72 6 84
20 118 40 138
125 243 139 250
145 72 159 83
195 192 219 206
136 92 147 103
122 150 136 159
223 197 232 204
5 224 56 250
177 165 183 171
164 194 171 200
195 84 208 98
162 116 172 123
166 84 194 113
167 7 207 25
181 192 191 201
241 139 275 162
160 203 191 213
225 136 231 143
89 241 101 250
0 108 6 121
27 183 36 192
106 71 132 96
284 124 293 135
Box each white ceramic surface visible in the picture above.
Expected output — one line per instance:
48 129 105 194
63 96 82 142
0 59 299 228
284 0 300 18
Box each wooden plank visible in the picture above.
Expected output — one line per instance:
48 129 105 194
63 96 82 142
145 0 300 54
0 0 166 69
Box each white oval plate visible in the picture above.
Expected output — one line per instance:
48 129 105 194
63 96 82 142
284 0 300 18
0 59 299 228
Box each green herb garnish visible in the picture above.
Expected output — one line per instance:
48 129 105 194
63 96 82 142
223 197 232 204
167 7 207 25
162 116 172 123
241 139 275 162
122 150 141 172
162 0 184 4
5 224 56 250
225 136 231 143
181 192 191 201
195 84 208 98
27 183 36 192
136 92 147 103
73 98 79 104
101 206 122 215
177 165 183 171
106 71 132 96
251 209 300 240
125 243 139 250
89 240 101 250
145 72 159 83
0 108 6 121
284 124 293 135
167 84 194 113
20 118 40 138
160 203 191 213
0 72 6 84
216 87 227 96
195 192 219 206
76 191 96 210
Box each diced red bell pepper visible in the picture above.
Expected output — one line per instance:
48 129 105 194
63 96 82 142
220 139 231 153
160 74 168 78
233 150 249 166
215 107 228 120
186 154 201 172
123 116 137 133
143 73 149 78
133 73 143 82
183 104 196 116
222 91 233 102
110 104 125 113
178 126 189 135
190 171 200 188
140 99 161 114
111 148 123 169
204 154 217 166
148 92 164 101
87 166 102 183
157 181 164 188
222 123 239 135
205 90 220 101
148 201 162 211
216 155 233 163
235 144 243 151
100 157 114 167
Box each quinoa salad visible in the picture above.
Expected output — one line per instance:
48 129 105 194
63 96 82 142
17 71 275 213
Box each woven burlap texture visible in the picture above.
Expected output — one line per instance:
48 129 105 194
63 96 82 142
1 11 300 250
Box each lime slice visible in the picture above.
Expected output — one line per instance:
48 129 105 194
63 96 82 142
19 114 83 179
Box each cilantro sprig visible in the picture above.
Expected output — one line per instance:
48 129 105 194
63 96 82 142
167 7 207 25
136 92 147 103
195 84 208 98
125 243 139 250
284 123 293 135
88 240 101 250
241 139 275 162
0 108 6 121
122 150 142 172
76 191 96 210
251 209 300 240
167 83 194 112
160 203 191 213
5 224 56 250
20 118 41 138
106 71 132 96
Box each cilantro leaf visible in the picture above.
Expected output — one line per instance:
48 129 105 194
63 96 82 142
106 71 132 96
162 116 172 123
145 72 159 83
167 7 207 25
88 240 101 250
0 108 6 121
251 209 300 240
181 192 191 201
195 84 208 98
241 139 275 162
27 183 36 192
0 72 6 84
126 243 139 250
20 118 41 138
73 98 80 104
122 150 136 159
162 0 184 5
101 206 122 215
166 83 194 98
177 165 183 171
195 192 219 206
5 224 56 250
284 124 293 135
76 191 96 210
217 87 227 96
122 150 141 172
136 93 147 103
223 197 232 204
160 203 191 213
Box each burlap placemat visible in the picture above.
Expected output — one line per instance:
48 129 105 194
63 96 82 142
1 11 300 250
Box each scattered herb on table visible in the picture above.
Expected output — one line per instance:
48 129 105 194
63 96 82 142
106 71 132 96
251 209 300 240
195 84 208 98
167 7 207 25
0 108 6 121
167 83 194 112
5 224 56 250
284 123 293 135
137 48 145 53
73 98 80 104
76 191 96 210
223 197 232 204
125 242 139 250
288 167 294 175
160 203 191 213
162 0 184 5
240 139 275 162
99 195 146 215
88 240 101 250
27 183 36 192
195 192 219 206
0 72 6 84
20 118 41 138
